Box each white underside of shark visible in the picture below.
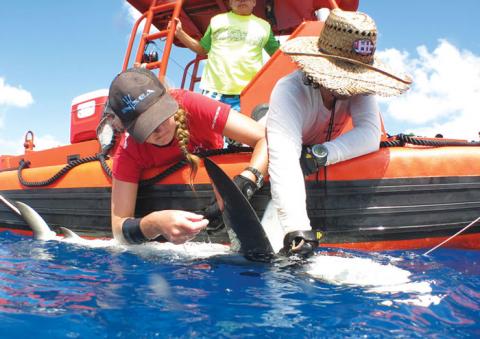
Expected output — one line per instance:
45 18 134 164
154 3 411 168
1 194 441 307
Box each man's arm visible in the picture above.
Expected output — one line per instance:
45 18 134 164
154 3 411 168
322 95 381 165
264 29 280 56
173 18 208 56
266 79 312 233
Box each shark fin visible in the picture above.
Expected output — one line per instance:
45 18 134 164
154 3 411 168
14 201 56 240
204 157 274 261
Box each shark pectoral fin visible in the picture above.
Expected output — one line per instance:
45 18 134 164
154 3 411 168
14 201 56 240
59 227 82 239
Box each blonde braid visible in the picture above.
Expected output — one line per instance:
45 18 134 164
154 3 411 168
174 107 200 187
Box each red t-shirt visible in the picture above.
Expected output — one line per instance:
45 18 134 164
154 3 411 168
113 89 230 183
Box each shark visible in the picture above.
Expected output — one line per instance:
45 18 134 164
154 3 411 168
203 157 284 261
0 188 438 306
202 158 442 306
0 158 282 258
0 193 228 257
0 193 101 244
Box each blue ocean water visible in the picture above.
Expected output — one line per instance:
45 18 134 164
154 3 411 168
0 231 479 338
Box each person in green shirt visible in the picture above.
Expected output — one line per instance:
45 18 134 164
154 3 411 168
173 0 279 113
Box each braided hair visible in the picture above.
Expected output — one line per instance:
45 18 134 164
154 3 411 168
173 107 200 188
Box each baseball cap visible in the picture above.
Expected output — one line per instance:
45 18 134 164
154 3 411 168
108 68 179 143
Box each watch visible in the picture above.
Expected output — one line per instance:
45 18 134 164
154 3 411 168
311 144 328 167
245 166 264 188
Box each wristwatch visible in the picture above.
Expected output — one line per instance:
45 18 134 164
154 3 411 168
245 166 264 188
311 144 329 167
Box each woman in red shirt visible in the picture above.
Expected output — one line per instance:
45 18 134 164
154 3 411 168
107 68 267 245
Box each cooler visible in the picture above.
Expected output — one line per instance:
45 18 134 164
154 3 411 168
70 89 108 144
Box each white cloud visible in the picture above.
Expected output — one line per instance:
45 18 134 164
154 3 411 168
0 134 64 156
0 77 33 135
33 134 65 150
0 78 34 108
123 3 159 33
377 40 480 140
124 2 142 24
0 137 21 155
0 110 5 129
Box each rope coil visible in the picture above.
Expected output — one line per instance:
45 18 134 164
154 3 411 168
17 146 253 188
16 134 480 188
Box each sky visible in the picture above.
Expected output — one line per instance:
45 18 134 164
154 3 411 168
0 0 479 155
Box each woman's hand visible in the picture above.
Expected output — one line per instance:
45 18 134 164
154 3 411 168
142 210 209 244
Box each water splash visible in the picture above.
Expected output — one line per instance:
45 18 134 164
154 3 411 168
127 241 231 261
306 254 442 307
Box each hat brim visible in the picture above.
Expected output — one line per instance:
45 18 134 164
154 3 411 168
281 37 411 97
128 92 179 143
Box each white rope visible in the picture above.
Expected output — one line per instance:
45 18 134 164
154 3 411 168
0 194 20 216
424 216 480 256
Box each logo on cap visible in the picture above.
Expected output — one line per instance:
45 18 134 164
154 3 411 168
353 39 375 56
121 89 155 114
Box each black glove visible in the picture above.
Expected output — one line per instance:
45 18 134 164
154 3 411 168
199 174 258 230
300 144 328 176
201 199 222 220
233 174 258 200
281 230 321 258
198 198 224 233
201 174 258 217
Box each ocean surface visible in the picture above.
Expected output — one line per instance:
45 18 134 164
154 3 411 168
0 230 479 338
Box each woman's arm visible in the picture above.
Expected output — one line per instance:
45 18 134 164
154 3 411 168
111 178 138 240
111 178 209 244
222 110 268 181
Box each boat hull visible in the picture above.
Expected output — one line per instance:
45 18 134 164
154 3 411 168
1 147 480 251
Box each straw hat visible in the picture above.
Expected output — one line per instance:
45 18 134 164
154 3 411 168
281 9 412 97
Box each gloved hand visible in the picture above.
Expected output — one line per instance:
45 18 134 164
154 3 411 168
300 144 328 176
200 174 259 223
233 174 258 200
199 198 224 234
201 199 222 220
281 230 322 258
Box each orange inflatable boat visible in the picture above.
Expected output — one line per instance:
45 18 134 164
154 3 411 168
1 0 479 251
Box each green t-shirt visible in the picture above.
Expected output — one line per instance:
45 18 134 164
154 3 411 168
199 12 279 95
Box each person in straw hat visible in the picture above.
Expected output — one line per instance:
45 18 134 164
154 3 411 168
266 9 412 257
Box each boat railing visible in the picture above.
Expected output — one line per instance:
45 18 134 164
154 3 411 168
122 0 362 112
180 55 205 91
123 0 185 76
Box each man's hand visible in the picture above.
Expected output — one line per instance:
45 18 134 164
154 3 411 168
233 174 258 200
168 18 183 37
199 199 223 233
300 144 328 176
173 17 182 36
199 174 260 227
168 17 207 55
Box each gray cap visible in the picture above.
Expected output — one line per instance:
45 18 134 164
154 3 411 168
108 68 178 143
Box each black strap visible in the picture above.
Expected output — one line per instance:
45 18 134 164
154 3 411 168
245 166 264 187
122 218 148 244
326 98 337 142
